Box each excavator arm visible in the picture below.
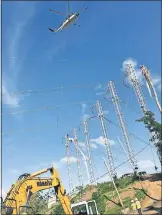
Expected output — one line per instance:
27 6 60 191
3 167 72 215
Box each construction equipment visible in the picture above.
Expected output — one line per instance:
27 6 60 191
1 167 98 215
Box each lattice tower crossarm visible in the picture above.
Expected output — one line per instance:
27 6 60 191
65 135 74 195
108 81 138 171
96 101 117 179
73 128 83 188
83 120 95 183
124 63 148 113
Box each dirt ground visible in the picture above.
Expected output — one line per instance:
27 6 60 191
112 173 161 214
80 187 97 201
80 173 162 214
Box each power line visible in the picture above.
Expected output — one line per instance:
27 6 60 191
2 100 95 116
92 142 150 184
104 117 156 149
2 83 107 96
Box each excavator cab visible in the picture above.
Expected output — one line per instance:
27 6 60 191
17 173 30 181
71 200 99 215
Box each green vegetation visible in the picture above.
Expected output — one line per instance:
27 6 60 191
27 192 48 214
52 203 65 215
134 189 147 201
137 111 162 165
51 176 147 214
92 192 107 213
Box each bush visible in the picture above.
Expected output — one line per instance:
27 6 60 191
98 182 114 194
106 205 121 214
52 203 65 215
117 177 134 189
123 196 131 209
135 189 147 200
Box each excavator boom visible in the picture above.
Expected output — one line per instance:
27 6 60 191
3 167 72 215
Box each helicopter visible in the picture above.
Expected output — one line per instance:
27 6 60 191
48 0 88 33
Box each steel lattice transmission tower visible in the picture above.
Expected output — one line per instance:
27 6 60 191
124 63 160 167
65 134 74 195
83 119 95 183
140 64 162 114
124 63 148 114
108 81 138 172
73 128 84 188
96 101 117 179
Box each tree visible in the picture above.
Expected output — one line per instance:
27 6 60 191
27 191 48 214
52 203 65 215
136 111 162 165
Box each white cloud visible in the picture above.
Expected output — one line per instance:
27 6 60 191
78 141 97 149
2 80 20 108
52 161 62 169
78 141 85 148
60 156 77 164
122 58 137 71
2 3 36 110
137 160 154 169
90 136 116 146
80 103 90 121
122 58 144 85
122 58 161 94
91 143 98 149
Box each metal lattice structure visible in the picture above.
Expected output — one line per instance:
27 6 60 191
124 63 148 113
124 63 161 166
65 135 74 195
140 64 162 114
83 119 95 183
96 101 117 179
108 81 138 172
73 128 83 188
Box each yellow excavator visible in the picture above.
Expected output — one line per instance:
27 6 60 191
1 167 99 215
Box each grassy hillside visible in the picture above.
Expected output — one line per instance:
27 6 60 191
51 176 147 214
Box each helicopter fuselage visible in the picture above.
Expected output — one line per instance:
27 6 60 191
58 13 79 31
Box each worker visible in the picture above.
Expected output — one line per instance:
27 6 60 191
131 200 136 214
135 198 142 215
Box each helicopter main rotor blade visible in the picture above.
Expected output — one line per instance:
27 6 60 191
49 9 65 16
78 7 88 14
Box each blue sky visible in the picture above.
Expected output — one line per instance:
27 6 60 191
1 1 161 197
